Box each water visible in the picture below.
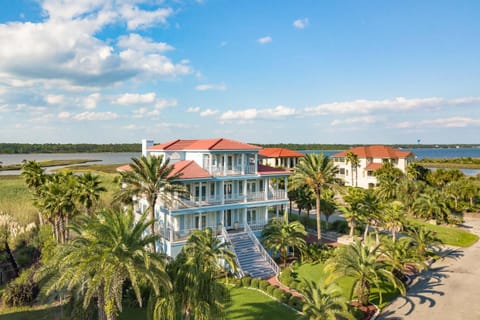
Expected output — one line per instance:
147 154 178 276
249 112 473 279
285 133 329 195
0 152 139 175
301 148 480 176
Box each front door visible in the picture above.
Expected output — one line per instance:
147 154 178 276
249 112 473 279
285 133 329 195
225 210 233 229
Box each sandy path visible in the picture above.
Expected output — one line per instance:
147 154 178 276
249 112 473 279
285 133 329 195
379 217 480 320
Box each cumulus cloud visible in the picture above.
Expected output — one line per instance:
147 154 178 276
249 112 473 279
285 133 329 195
187 106 200 113
219 105 296 121
84 93 101 109
257 36 272 44
115 92 156 105
0 1 190 89
58 111 71 119
331 116 379 126
200 108 219 117
72 111 119 121
155 98 177 109
305 97 480 115
195 83 227 91
293 18 309 29
392 117 480 129
45 94 64 104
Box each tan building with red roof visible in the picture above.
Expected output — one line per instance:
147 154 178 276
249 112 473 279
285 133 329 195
258 147 304 169
332 145 415 189
131 138 291 260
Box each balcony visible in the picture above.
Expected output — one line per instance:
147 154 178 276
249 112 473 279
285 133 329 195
209 165 257 176
170 190 287 210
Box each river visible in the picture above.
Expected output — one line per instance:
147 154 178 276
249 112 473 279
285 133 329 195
1 148 479 176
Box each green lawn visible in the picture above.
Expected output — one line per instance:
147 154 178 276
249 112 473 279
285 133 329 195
282 262 400 309
408 218 479 247
0 287 300 320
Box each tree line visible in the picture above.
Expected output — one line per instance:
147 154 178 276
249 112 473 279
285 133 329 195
0 143 141 154
255 143 480 151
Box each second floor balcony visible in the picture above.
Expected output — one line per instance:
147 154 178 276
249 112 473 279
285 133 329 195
169 190 287 210
209 164 257 176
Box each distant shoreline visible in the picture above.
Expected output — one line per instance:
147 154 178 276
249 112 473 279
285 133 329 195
0 143 479 154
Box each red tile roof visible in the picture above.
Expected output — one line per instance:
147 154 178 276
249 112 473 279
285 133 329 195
257 164 291 175
259 147 305 158
116 160 211 179
148 138 262 151
365 163 383 171
332 145 412 159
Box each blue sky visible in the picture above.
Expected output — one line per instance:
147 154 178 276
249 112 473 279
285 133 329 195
0 0 479 144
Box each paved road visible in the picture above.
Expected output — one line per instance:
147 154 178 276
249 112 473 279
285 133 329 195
379 217 480 320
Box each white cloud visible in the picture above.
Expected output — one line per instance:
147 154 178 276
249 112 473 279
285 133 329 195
84 93 101 109
392 117 480 129
293 18 309 29
58 111 71 119
155 98 177 109
124 124 138 130
115 92 156 105
187 106 200 113
45 94 64 104
156 122 195 129
219 105 296 121
195 83 227 91
331 116 379 126
200 108 219 117
72 111 118 121
304 97 480 115
119 5 173 30
117 34 174 53
257 36 272 44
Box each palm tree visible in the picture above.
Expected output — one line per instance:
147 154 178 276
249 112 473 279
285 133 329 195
339 187 367 238
261 217 307 267
302 279 353 320
360 190 383 244
345 152 359 187
182 227 238 275
383 201 407 241
21 160 47 224
320 189 336 229
413 190 450 223
406 163 430 182
41 209 170 320
76 172 106 215
119 155 188 251
325 240 405 306
406 226 443 258
153 229 232 320
291 153 339 240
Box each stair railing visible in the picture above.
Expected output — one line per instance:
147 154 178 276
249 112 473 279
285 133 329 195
221 225 245 278
244 222 280 275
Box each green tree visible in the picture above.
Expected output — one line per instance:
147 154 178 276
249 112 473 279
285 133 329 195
76 172 106 215
360 190 383 244
42 209 170 320
339 187 367 238
21 160 47 224
406 163 430 182
413 190 451 223
291 153 339 240
320 190 336 229
325 240 405 306
261 217 307 267
406 226 443 258
302 279 353 320
119 155 188 251
383 201 407 241
345 152 360 187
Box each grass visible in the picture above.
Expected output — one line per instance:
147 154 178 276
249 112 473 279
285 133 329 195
0 172 120 226
0 287 299 320
282 262 400 309
408 218 479 247
0 159 101 171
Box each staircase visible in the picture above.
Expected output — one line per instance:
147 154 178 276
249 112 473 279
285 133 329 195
229 232 278 279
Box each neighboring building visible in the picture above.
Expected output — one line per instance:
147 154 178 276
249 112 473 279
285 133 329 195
258 147 304 169
332 145 415 189
122 138 290 263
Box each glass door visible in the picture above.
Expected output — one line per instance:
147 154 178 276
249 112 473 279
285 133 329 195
195 215 207 229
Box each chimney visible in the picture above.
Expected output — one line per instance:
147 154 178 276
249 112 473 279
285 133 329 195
141 139 154 156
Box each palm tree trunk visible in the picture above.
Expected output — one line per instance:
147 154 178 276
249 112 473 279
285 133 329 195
150 197 157 252
349 220 355 238
4 240 19 277
355 167 358 187
315 192 321 241
363 222 370 241
97 284 107 320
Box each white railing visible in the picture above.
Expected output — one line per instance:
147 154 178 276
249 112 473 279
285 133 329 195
210 165 257 176
244 223 280 275
221 225 245 278
268 190 287 200
162 224 221 242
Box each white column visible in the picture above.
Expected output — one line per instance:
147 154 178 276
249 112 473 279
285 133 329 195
254 153 258 173
275 205 279 217
198 213 202 229
243 179 247 203
284 177 288 198
264 177 268 200
209 154 213 174
264 207 268 224
243 208 247 228
241 153 245 174
221 210 225 226
223 153 227 175
221 180 225 205
168 214 173 241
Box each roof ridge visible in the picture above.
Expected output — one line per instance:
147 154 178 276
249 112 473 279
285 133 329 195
208 138 224 150
164 139 181 149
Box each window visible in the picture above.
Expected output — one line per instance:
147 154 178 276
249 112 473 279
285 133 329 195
210 183 215 197
339 168 345 175
247 209 256 225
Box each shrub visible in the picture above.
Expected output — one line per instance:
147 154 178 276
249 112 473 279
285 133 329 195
241 276 252 287
250 278 260 288
282 292 292 303
331 220 348 234
288 296 304 310
2 268 39 307
273 288 285 300
288 281 297 290
266 284 276 295
259 280 269 291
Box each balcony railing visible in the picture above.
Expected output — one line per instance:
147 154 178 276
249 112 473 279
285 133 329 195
170 190 287 210
209 165 256 176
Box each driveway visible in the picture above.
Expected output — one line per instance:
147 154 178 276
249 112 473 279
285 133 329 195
379 216 480 320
